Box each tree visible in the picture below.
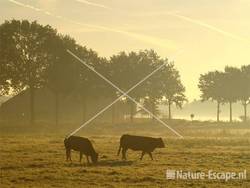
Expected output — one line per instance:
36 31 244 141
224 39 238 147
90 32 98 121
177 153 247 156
161 63 187 120
74 45 108 123
223 67 241 122
190 114 195 121
46 35 81 126
139 97 160 120
0 58 10 95
110 49 186 122
109 50 152 122
198 71 225 122
0 20 57 125
137 50 165 120
239 65 250 122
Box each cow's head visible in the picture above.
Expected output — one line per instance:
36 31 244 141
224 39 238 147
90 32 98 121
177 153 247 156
157 138 165 148
91 152 99 164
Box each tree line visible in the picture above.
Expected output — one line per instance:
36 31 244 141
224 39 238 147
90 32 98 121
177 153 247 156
198 66 250 122
0 20 187 125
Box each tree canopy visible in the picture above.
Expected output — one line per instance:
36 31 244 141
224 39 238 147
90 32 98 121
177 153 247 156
199 65 250 122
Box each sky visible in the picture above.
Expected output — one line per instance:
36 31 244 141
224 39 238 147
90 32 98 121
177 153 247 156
1 0 250 100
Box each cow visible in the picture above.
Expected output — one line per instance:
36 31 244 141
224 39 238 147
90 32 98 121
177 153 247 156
64 136 98 164
117 134 165 160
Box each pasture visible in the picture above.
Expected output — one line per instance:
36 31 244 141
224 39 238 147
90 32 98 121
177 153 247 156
1 120 250 187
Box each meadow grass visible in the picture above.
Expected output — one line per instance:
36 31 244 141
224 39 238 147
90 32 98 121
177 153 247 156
1 120 250 187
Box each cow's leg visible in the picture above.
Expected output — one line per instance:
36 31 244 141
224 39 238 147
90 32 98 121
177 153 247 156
66 149 69 161
86 155 90 164
117 145 121 156
140 151 145 160
66 149 71 161
121 148 125 160
79 152 83 163
122 148 128 160
148 152 153 160
69 150 72 162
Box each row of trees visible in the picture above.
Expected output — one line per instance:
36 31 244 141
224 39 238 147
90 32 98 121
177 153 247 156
198 66 250 122
0 20 187 125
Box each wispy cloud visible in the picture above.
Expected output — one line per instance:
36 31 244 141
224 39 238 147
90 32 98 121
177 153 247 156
9 0 41 11
166 12 249 43
133 10 249 44
7 0 178 50
75 0 111 10
63 18 178 50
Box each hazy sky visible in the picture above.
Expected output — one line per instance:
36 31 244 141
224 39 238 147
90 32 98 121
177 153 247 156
1 0 250 100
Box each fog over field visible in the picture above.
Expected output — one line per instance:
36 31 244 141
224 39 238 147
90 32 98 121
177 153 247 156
159 100 247 121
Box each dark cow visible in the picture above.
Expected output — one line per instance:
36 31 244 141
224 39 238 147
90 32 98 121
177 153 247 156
117 134 165 160
64 136 98 164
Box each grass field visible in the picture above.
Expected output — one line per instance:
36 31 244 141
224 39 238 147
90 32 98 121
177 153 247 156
1 120 250 187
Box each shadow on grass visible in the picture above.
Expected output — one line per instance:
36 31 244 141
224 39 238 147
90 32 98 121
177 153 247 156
97 159 133 167
64 160 133 167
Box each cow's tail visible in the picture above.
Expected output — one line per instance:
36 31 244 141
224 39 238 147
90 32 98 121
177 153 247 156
64 137 68 148
117 144 121 156
118 135 126 156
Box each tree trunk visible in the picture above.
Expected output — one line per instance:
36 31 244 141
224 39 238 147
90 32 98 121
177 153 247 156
229 101 233 123
130 101 134 123
112 103 115 124
217 101 220 122
168 101 172 120
81 95 86 122
151 102 155 121
243 101 247 122
55 92 59 126
29 86 35 125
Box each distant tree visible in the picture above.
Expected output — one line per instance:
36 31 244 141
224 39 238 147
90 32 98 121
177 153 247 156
74 45 108 123
238 65 250 122
190 114 195 121
46 35 79 125
0 58 9 95
198 71 225 122
161 63 187 120
110 50 186 122
109 50 153 122
223 66 241 122
138 50 164 120
139 97 160 120
0 20 57 125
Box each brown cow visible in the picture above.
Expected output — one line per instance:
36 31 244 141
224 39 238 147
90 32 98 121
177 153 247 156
117 134 165 160
64 136 98 164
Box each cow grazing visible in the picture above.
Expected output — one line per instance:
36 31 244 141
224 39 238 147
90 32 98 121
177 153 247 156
117 134 165 160
64 136 98 164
